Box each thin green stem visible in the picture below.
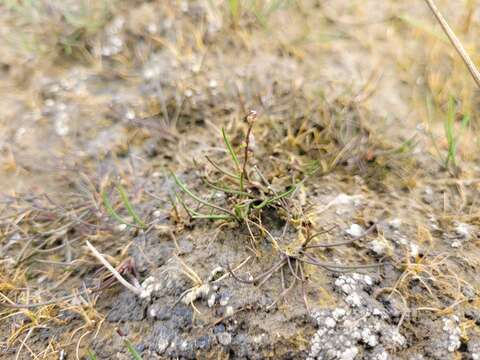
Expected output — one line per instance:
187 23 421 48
204 180 254 198
172 172 236 217
124 339 143 360
116 185 146 228
101 190 136 228
222 127 241 174
252 185 296 210
205 155 240 180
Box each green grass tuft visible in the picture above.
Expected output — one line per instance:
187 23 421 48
102 185 146 229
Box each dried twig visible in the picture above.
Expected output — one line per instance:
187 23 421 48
86 241 143 296
424 0 480 87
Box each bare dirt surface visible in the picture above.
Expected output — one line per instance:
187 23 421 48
2 1 480 359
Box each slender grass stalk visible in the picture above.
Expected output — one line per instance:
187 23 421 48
228 0 240 24
124 339 143 360
443 97 470 170
252 185 296 210
222 127 241 174
171 172 236 217
204 180 254 198
205 155 240 180
176 193 232 220
102 190 135 228
240 112 256 194
424 0 480 87
116 185 146 228
444 98 457 167
87 350 98 360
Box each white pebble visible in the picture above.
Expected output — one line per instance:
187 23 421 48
116 223 127 232
325 317 336 328
346 224 363 237
346 292 362 307
341 346 358 360
207 293 216 308
332 308 347 320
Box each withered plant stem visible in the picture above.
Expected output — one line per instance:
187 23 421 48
424 0 480 87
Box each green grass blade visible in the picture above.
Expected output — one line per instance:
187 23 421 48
87 350 98 360
101 190 135 227
222 128 241 173
444 97 457 167
205 155 240 180
253 185 296 210
124 339 143 360
461 114 470 129
204 180 254 197
228 0 240 22
116 185 146 228
176 193 231 220
171 172 235 217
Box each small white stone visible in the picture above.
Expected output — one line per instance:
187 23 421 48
217 332 232 346
390 329 406 347
363 275 373 286
410 244 419 258
346 292 362 307
346 224 363 237
15 127 26 141
54 112 70 136
45 98 55 107
157 338 169 354
325 317 336 328
220 294 230 306
374 351 389 360
148 23 158 34
455 222 471 239
341 283 354 294
332 308 347 320
362 328 378 347
125 109 135 120
340 346 358 360
332 193 363 207
225 306 234 317
207 293 216 307
116 223 127 232
389 218 402 230
370 239 387 255
451 240 462 248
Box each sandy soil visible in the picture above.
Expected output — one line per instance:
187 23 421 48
1 1 480 359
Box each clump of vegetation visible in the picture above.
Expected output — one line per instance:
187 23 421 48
172 111 297 223
171 111 384 309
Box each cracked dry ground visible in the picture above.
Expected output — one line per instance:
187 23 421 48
2 1 480 359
